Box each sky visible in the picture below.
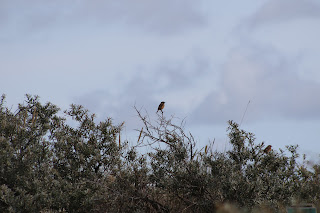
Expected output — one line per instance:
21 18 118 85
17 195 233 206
1 0 320 160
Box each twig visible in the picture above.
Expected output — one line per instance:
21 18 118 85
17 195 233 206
239 100 250 127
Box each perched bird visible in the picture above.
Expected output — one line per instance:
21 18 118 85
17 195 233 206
264 145 272 153
157 101 165 113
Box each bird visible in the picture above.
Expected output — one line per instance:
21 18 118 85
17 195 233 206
157 101 165 113
264 145 272 154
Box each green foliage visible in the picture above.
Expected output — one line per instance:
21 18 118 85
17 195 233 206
0 95 319 212
0 95 123 212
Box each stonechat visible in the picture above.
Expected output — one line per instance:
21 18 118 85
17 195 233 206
264 145 272 153
157 101 165 113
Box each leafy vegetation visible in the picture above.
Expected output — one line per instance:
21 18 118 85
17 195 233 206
0 95 319 212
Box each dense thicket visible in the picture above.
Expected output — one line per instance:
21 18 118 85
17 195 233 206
0 95 319 212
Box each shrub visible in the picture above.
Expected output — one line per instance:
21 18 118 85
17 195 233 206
0 95 319 212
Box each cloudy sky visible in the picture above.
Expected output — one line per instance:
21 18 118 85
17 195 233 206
1 0 320 158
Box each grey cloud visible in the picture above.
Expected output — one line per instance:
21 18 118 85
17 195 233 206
0 0 206 38
73 75 159 129
104 0 206 34
153 53 209 90
246 0 320 29
113 52 209 106
73 89 138 127
74 53 210 128
191 45 320 124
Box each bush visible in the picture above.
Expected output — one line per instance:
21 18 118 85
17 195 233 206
0 95 319 212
